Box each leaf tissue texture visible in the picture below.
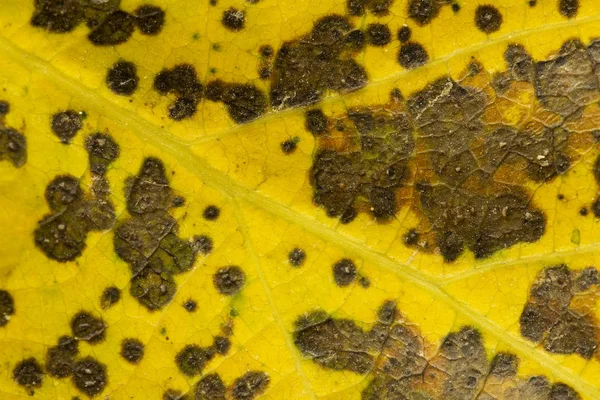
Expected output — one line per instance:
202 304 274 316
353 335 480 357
1 0 600 399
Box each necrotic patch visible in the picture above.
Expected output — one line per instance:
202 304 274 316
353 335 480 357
0 289 14 326
134 5 166 35
288 248 306 267
100 286 121 309
203 205 221 220
196 373 226 399
46 336 79 378
475 5 503 34
106 61 139 96
397 26 411 43
366 23 391 47
407 0 449 25
175 344 215 377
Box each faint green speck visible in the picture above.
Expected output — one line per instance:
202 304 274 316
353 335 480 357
571 229 580 245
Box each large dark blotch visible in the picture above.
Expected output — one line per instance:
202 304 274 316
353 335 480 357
520 265 599 359
34 134 118 262
310 107 414 222
154 64 203 121
270 15 367 109
114 157 202 310
206 80 267 124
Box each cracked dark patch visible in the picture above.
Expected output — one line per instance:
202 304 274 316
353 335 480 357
46 335 79 378
305 109 329 136
232 371 270 400
72 357 107 397
333 258 357 287
288 247 306 267
13 358 43 390
213 266 246 295
206 79 267 124
398 42 428 69
121 338 145 364
114 157 201 310
559 0 579 18
106 61 139 96
520 265 599 359
475 5 503 34
100 286 121 309
270 15 367 109
51 110 83 144
222 8 245 31
0 289 14 327
203 205 220 221
154 64 203 120
175 344 215 377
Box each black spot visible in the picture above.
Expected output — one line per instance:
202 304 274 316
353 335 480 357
0 289 14 327
550 383 583 400
305 109 328 136
106 61 139 96
452 3 461 12
184 299 197 312
213 266 246 295
88 10 135 46
154 64 203 120
195 373 226 399
398 42 428 69
121 338 145 364
222 8 245 31
210 0 218 5
134 5 165 35
397 26 411 43
13 358 43 389
100 286 121 310
258 67 271 80
71 311 105 343
205 80 267 124
259 45 274 58
366 23 391 47
288 248 306 267
529 0 537 6
203 205 221 221
281 139 298 154
31 0 84 33
51 110 83 144
85 132 120 175
213 336 231 355
408 0 441 25
72 357 107 397
333 259 357 287
0 100 9 115
559 0 579 18
475 5 503 34
175 345 215 377
580 207 588 216
231 371 270 400
192 235 214 255
46 336 79 378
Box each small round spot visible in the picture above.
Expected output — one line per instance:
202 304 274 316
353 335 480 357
203 205 221 220
259 45 274 57
559 0 579 18
184 299 197 312
529 0 537 6
558 193 565 200
213 266 246 295
404 229 419 246
134 5 165 35
475 5 503 34
100 286 120 310
222 8 245 31
106 61 139 96
452 3 461 12
366 23 391 47
13 358 43 389
333 259 357 287
210 0 218 5
70 311 105 343
172 196 185 207
281 139 297 154
0 100 9 115
192 235 213 255
72 357 107 397
580 207 589 216
288 248 306 267
213 336 231 355
51 110 83 144
397 26 411 43
0 289 14 327
398 42 429 69
359 276 370 288
120 338 145 364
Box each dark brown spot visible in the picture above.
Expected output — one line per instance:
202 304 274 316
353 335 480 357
452 2 461 12
175 345 215 377
0 100 9 115
1 125 27 167
106 61 139 96
398 42 428 69
72 357 107 397
46 336 79 378
366 23 391 47
397 26 411 43
121 338 145 364
213 336 231 355
281 139 298 154
222 8 245 31
475 5 503 34
259 45 274 58
192 235 214 255
288 248 306 267
203 205 221 221
408 0 442 25
51 110 83 144
0 289 14 327
195 373 225 399
71 311 105 343
213 266 246 295
184 299 197 312
13 358 43 389
31 0 84 33
88 10 135 46
231 371 270 400
100 286 121 310
205 80 267 123
154 64 203 121
559 0 579 18
529 0 537 6
85 132 120 175
134 5 165 35
305 109 328 136
333 259 357 287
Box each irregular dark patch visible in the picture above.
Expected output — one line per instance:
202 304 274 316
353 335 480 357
31 0 85 33
359 276 370 288
520 265 599 359
85 132 120 175
270 15 367 109
222 8 245 31
475 5 503 34
281 138 298 154
72 357 107 397
100 286 121 310
71 311 105 343
0 289 14 327
195 373 226 399
46 336 79 378
366 24 391 47
397 26 411 43
88 10 135 46
559 0 579 18
213 266 246 295
134 5 165 35
305 109 329 136
213 336 231 355
106 61 139 96
13 358 43 389
51 110 83 144
203 205 220 221
121 338 145 364
333 258 357 287
231 371 270 400
403 229 419 246
206 80 267 123
398 42 428 69
288 248 306 267
184 299 197 312
175 344 215 377
154 64 203 121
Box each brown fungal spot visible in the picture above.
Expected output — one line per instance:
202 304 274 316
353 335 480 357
196 373 226 399
13 358 43 389
88 10 135 46
85 132 120 175
184 299 197 312
192 235 214 255
475 5 503 34
398 42 428 69
520 265 599 359
270 15 367 109
203 205 220 221
288 248 306 267
134 5 165 35
0 289 14 327
347 0 393 16
333 258 357 287
71 311 105 344
408 0 449 26
46 336 79 378
121 338 145 364
281 138 298 154
213 336 231 355
51 110 83 144
0 124 26 167
452 2 460 12
0 100 9 115
100 286 121 310
259 45 274 58
529 0 537 6
305 109 329 136
213 266 246 295
31 0 84 33
205 80 267 124
397 26 411 43
366 23 391 47
175 344 215 377
72 357 107 397
154 64 203 120
222 8 245 31
106 61 139 96
231 371 270 400
559 0 579 18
